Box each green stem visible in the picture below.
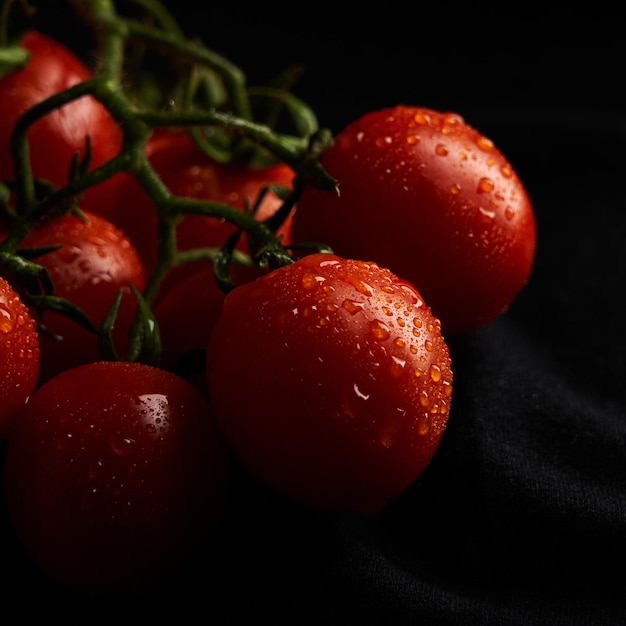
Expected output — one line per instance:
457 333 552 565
124 0 185 37
137 109 336 190
117 15 251 120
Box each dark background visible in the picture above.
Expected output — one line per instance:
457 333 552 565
28 4 624 125
4 3 626 625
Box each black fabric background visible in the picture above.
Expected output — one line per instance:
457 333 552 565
1 4 625 624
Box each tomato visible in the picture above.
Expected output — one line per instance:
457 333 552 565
1 210 146 383
0 30 123 217
0 275 40 439
154 258 269 397
153 265 226 394
206 253 453 513
291 105 536 337
154 254 270 394
3 360 230 596
110 130 295 296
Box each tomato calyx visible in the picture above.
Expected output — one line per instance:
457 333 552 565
98 283 161 365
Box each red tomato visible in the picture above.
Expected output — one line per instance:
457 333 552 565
3 360 230 596
206 253 453 513
292 105 536 337
0 30 123 217
1 211 146 383
110 130 295 296
153 265 226 394
0 275 40 439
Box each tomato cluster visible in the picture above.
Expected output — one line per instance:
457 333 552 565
0 2 535 598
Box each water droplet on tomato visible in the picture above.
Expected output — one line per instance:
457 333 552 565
390 355 406 378
413 110 431 125
476 136 494 151
350 279 373 297
87 234 107 246
301 273 323 290
450 183 461 195
477 177 495 193
430 364 442 382
500 164 513 178
406 135 420 145
443 112 464 126
136 393 170 434
398 284 422 307
504 206 516 220
353 383 370 400
369 320 390 341
57 245 81 263
90 273 113 285
435 144 448 156
342 299 364 315
0 304 13 333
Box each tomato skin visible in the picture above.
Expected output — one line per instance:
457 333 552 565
154 259 268 393
0 30 123 217
153 266 226 394
206 253 453 513
292 106 536 337
3 361 230 596
110 131 295 295
1 211 146 383
0 276 40 439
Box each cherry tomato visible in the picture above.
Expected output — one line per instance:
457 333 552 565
153 265 226 394
3 360 230 596
0 275 40 439
110 130 295 296
1 211 146 383
292 105 536 337
206 253 453 513
0 30 123 217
